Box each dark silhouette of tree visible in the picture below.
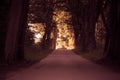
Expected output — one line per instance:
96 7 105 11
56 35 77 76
1 0 119 66
104 0 120 64
28 0 56 49
66 0 81 50
0 0 10 64
4 0 29 63
67 0 103 51
41 0 55 49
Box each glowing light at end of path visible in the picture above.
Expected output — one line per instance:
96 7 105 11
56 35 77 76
53 10 75 50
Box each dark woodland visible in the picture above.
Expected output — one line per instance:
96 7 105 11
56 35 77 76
0 0 120 80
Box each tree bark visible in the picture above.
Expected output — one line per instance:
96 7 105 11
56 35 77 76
79 0 97 51
41 0 54 49
105 0 120 64
87 0 97 50
4 0 28 63
0 0 10 64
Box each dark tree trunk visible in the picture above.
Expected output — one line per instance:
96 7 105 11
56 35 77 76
86 0 97 50
68 0 98 51
41 0 54 49
73 15 81 49
67 0 81 49
42 21 53 49
16 0 29 61
0 0 10 64
100 0 112 53
101 12 111 53
50 21 57 50
105 0 120 64
4 0 29 63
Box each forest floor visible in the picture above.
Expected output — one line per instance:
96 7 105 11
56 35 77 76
2 49 120 80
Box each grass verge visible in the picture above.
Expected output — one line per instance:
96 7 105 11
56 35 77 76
73 47 104 61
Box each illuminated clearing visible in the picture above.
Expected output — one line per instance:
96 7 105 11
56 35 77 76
53 10 75 50
28 23 45 44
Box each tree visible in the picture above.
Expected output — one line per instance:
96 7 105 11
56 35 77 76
0 0 10 64
28 0 56 49
67 0 101 51
104 0 120 64
41 0 55 49
4 0 29 63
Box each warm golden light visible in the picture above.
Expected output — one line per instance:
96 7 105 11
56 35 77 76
35 33 42 39
28 23 45 44
53 10 75 50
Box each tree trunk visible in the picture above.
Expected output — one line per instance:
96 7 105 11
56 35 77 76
4 0 28 63
67 0 100 51
0 0 10 64
105 0 120 64
16 0 29 61
87 0 97 50
73 15 81 49
41 0 54 49
79 0 97 51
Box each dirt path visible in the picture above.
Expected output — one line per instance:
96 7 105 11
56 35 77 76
6 49 120 80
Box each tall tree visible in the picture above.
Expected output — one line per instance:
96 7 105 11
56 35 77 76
41 0 55 49
67 0 101 51
67 0 81 49
28 0 56 49
4 0 29 63
104 0 120 64
0 0 10 64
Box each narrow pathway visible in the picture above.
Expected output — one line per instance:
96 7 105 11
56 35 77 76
6 49 120 80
